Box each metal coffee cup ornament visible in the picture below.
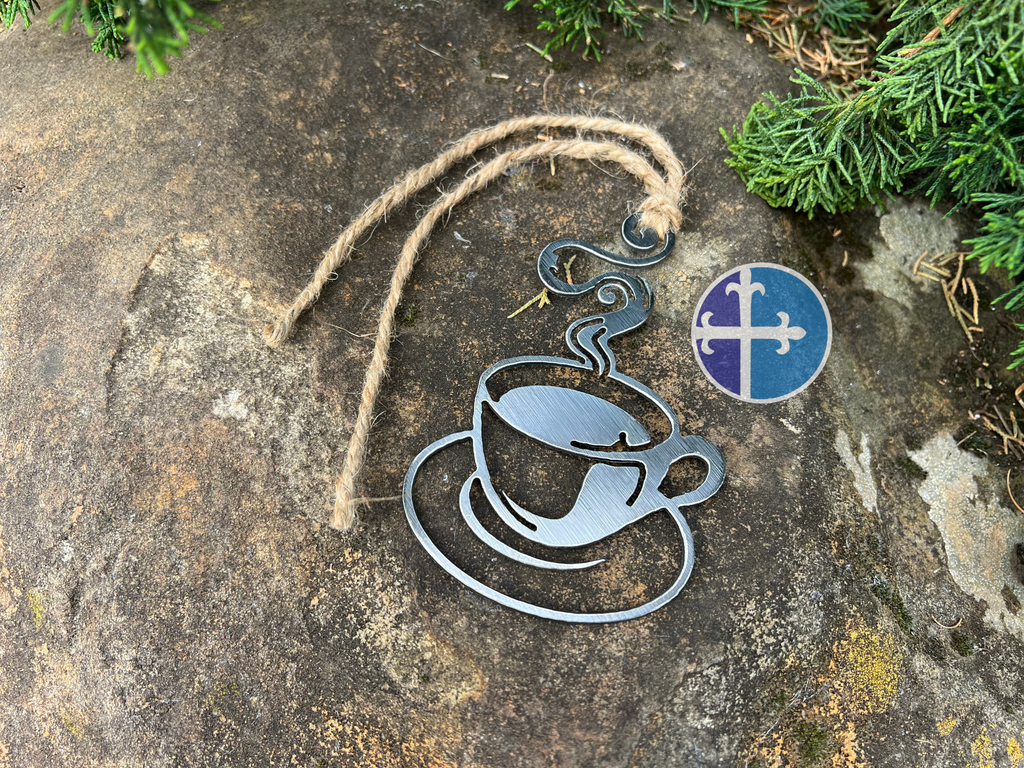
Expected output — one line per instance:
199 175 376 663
403 217 726 623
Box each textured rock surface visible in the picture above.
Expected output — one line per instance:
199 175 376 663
1 1 1023 766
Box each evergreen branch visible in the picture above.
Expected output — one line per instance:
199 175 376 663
692 0 768 26
725 0 1024 366
1 0 39 29
721 70 910 215
806 0 874 36
88 0 125 59
506 0 767 59
1010 328 1024 370
48 0 78 33
966 194 1024 312
46 0 219 76
879 0 968 55
505 0 650 60
909 78 1024 207
124 0 220 77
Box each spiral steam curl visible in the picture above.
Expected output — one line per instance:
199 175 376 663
537 224 673 375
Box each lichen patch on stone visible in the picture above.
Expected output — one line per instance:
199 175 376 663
972 726 996 768
212 389 249 420
647 233 733 317
1009 736 1023 767
832 722 866 768
855 198 961 340
109 235 352 520
858 198 960 312
834 430 878 520
830 622 902 716
909 433 1024 640
338 549 486 710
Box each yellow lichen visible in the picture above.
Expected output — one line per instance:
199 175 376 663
313 709 457 768
26 589 44 628
937 717 958 736
831 722 866 768
59 708 86 739
832 624 902 715
1008 737 1023 767
971 727 994 768
745 731 784 768
200 678 242 712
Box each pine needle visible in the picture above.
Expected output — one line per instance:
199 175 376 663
507 288 551 319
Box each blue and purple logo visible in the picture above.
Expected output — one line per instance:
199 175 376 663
691 263 831 403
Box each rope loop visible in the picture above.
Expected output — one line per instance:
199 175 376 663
262 115 688 531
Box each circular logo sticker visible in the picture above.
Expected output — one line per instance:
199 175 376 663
691 263 831 403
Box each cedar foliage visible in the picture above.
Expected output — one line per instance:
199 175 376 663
0 0 219 76
811 0 874 35
723 0 1024 362
1 0 37 29
504 0 770 61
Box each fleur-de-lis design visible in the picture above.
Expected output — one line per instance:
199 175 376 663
693 267 807 399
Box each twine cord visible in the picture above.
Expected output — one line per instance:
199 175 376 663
263 116 687 531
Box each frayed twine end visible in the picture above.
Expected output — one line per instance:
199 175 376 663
330 475 359 532
330 495 358 532
264 321 290 348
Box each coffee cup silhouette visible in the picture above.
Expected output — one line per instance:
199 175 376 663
404 229 725 622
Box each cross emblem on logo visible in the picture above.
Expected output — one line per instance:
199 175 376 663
693 267 806 399
691 263 831 403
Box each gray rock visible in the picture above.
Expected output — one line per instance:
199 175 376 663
1 2 1022 766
